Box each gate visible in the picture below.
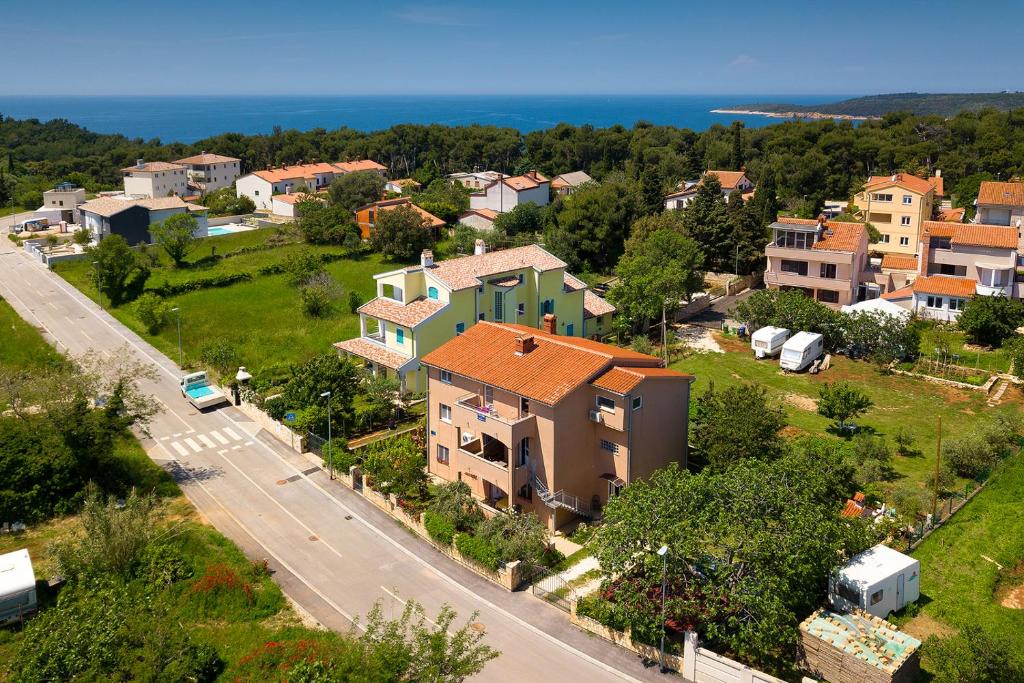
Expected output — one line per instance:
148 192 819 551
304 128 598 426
306 431 326 457
531 569 574 612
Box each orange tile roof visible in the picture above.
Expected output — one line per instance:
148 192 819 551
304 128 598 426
591 366 690 394
863 173 937 196
976 181 1024 207
421 321 667 405
704 170 748 190
333 337 411 371
841 497 867 519
373 198 445 228
173 153 239 165
254 163 339 183
357 296 446 328
333 159 387 173
913 276 976 298
414 244 567 291
773 217 867 252
122 161 185 173
563 272 588 292
922 221 1018 249
583 290 616 319
881 286 913 301
881 254 918 271
938 207 965 222
461 208 498 221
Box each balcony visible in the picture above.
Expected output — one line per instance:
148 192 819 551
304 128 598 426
765 270 851 291
456 393 532 427
976 283 1011 297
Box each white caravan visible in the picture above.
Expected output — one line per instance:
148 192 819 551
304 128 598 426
829 544 920 618
750 326 790 359
779 332 824 372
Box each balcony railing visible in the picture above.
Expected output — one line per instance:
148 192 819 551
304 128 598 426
456 393 532 426
458 438 509 469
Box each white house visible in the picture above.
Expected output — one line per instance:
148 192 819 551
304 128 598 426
122 160 188 198
236 160 386 210
551 170 594 196
448 170 504 190
469 171 550 212
457 208 498 231
173 152 242 194
41 182 86 224
829 544 920 618
664 170 754 210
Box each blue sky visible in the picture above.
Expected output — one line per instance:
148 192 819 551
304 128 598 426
4 0 1023 96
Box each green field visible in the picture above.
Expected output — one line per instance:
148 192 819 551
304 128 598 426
0 296 65 372
54 229 408 384
671 332 1023 504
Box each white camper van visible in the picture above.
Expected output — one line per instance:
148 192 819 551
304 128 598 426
829 544 920 618
750 326 790 359
0 549 37 625
779 331 824 372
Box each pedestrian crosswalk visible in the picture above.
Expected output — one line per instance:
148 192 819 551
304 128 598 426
161 427 251 458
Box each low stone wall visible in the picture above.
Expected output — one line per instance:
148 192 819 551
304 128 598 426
228 391 306 453
888 366 994 393
207 214 253 226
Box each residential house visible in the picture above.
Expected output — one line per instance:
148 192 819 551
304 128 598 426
354 197 446 240
333 242 614 393
385 178 421 194
334 159 388 177
41 182 86 224
173 152 242 194
457 208 499 232
551 171 595 196
469 171 550 212
79 196 208 245
422 319 693 530
122 159 188 198
449 171 504 190
271 192 325 218
883 221 1021 321
235 160 386 210
663 170 754 210
852 171 942 255
975 181 1024 249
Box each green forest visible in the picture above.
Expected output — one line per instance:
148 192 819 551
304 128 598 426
732 92 1024 117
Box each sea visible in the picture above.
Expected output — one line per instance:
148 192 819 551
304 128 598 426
0 95 851 144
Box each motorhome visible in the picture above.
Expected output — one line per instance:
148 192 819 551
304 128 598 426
829 544 920 618
750 326 790 359
779 332 824 372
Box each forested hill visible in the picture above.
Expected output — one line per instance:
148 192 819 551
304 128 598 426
728 93 1024 118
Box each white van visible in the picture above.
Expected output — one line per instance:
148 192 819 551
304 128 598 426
779 332 824 372
750 326 790 359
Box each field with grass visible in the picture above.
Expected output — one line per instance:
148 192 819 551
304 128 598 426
54 228 411 384
0 296 65 372
671 330 1023 504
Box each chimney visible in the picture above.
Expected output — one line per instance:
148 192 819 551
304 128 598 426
201 150 207 155
934 169 941 178
515 334 536 355
918 227 930 276
421 249 434 268
543 314 557 335
136 158 144 169
285 187 292 195
474 239 486 256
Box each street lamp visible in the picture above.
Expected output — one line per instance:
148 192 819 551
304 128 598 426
92 260 102 308
171 307 182 368
657 544 669 672
321 390 333 480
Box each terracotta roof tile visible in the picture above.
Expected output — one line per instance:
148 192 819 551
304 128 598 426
357 296 446 328
704 170 748 190
414 244 567 291
79 195 204 217
461 208 498 221
372 198 445 228
254 163 339 183
583 290 616 319
881 254 918 271
551 171 594 188
421 321 665 405
122 161 185 173
333 159 387 173
881 286 914 301
772 218 867 252
333 337 411 371
977 181 1024 207
173 153 240 165
562 272 588 292
863 173 938 196
938 207 965 222
922 221 1018 249
913 276 976 298
591 366 691 394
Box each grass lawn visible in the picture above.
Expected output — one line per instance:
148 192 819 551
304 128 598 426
904 451 1024 674
0 205 28 218
53 229 410 384
918 325 1011 374
0 296 65 372
671 331 1024 504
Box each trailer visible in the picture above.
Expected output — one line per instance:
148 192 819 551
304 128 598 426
0 549 37 625
779 331 824 372
180 371 229 410
829 544 920 618
750 326 790 359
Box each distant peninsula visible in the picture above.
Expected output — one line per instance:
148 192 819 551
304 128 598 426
713 92 1024 120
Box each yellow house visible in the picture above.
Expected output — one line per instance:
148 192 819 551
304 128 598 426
333 241 616 393
852 172 943 255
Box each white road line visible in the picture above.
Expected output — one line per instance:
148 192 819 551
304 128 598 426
184 437 202 453
243 440 254 446
217 449 228 455
159 436 170 441
186 428 195 434
210 430 229 445
170 441 189 457
172 433 182 438
79 328 94 343
198 434 216 449
380 586 453 635
232 445 242 450
223 426 242 441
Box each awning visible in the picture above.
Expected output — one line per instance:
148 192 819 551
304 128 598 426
600 473 625 487
974 262 1012 271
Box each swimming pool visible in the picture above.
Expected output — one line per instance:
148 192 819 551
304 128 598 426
205 223 256 237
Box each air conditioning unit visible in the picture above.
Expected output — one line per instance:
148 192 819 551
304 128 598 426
461 432 476 445
588 409 603 423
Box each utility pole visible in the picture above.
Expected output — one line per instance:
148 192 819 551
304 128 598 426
321 390 333 480
92 260 102 308
171 307 182 368
661 302 668 366
931 416 942 520
657 545 669 673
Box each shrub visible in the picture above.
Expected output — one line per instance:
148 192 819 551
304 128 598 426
454 534 499 571
428 480 482 532
186 562 282 621
142 543 193 587
146 271 253 297
299 272 341 317
361 435 427 499
475 511 547 565
348 289 364 313
423 510 455 546
957 295 1024 347
925 624 1024 682
282 248 326 286
629 335 654 355
133 292 173 334
321 441 354 473
199 339 239 376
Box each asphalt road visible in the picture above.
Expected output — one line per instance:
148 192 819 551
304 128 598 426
0 239 666 682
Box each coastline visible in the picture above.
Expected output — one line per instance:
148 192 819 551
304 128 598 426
711 108 878 121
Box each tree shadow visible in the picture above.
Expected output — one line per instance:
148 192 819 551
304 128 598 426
163 460 224 484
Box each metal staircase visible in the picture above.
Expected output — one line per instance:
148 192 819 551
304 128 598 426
532 475 592 519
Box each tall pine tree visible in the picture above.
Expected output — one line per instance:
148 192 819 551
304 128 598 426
730 121 745 171
682 175 730 271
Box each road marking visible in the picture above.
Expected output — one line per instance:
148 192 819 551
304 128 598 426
232 445 241 450
170 441 189 457
186 429 196 434
184 437 202 453
159 436 170 441
223 426 242 441
172 433 182 438
380 585 453 635
210 430 229 445
217 449 228 455
198 434 216 449
244 440 254 446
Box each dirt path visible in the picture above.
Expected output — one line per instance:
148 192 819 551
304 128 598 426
676 325 723 353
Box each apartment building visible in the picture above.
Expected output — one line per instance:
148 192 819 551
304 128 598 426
852 172 942 255
354 197 445 240
421 319 693 530
469 171 550 212
173 152 242 193
122 160 188 198
664 170 754 210
235 160 387 210
333 242 615 393
975 181 1024 249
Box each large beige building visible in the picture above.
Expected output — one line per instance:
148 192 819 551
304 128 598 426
421 319 692 531
852 172 942 255
122 160 188 198
173 152 241 194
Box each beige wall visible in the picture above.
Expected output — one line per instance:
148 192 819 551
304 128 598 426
854 186 934 255
765 245 861 307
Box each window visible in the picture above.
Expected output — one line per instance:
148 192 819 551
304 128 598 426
899 236 910 246
440 404 452 423
878 234 890 243
440 370 452 384
494 291 504 321
781 260 809 276
395 328 405 344
902 194 913 205
516 437 529 467
518 484 533 501
870 590 884 606
819 263 837 279
484 385 493 406
930 236 952 249
436 445 450 464
600 439 619 454
632 396 643 410
836 581 860 604
596 396 615 412
938 263 966 276
609 480 624 497
949 297 966 311
517 302 525 315
871 193 893 202
542 299 555 315
254 190 260 196
817 290 839 304
455 322 465 334
926 295 942 309
520 396 530 415
900 216 912 226
428 286 439 300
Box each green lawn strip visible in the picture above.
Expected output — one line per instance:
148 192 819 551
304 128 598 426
909 452 1024 671
0 297 66 372
918 330 1010 374
670 335 1023 504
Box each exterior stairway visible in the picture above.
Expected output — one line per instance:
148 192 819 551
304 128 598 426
987 378 1009 407
533 475 592 519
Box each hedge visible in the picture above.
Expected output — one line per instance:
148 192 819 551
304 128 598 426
423 511 455 546
146 272 253 296
454 534 498 571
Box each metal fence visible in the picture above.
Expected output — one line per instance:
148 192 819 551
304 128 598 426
306 431 327 456
530 569 574 612
902 480 986 552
